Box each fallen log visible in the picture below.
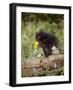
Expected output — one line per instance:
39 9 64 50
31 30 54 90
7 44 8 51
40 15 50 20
21 54 64 77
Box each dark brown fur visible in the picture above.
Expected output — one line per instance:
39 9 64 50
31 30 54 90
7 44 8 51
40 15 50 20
36 31 58 57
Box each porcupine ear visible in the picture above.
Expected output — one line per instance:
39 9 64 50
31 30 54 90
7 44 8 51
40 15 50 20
36 32 38 40
36 30 41 40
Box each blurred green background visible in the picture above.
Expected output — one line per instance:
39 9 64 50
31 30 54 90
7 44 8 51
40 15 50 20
21 13 64 59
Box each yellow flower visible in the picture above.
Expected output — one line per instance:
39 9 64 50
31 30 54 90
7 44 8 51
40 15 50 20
34 40 39 49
